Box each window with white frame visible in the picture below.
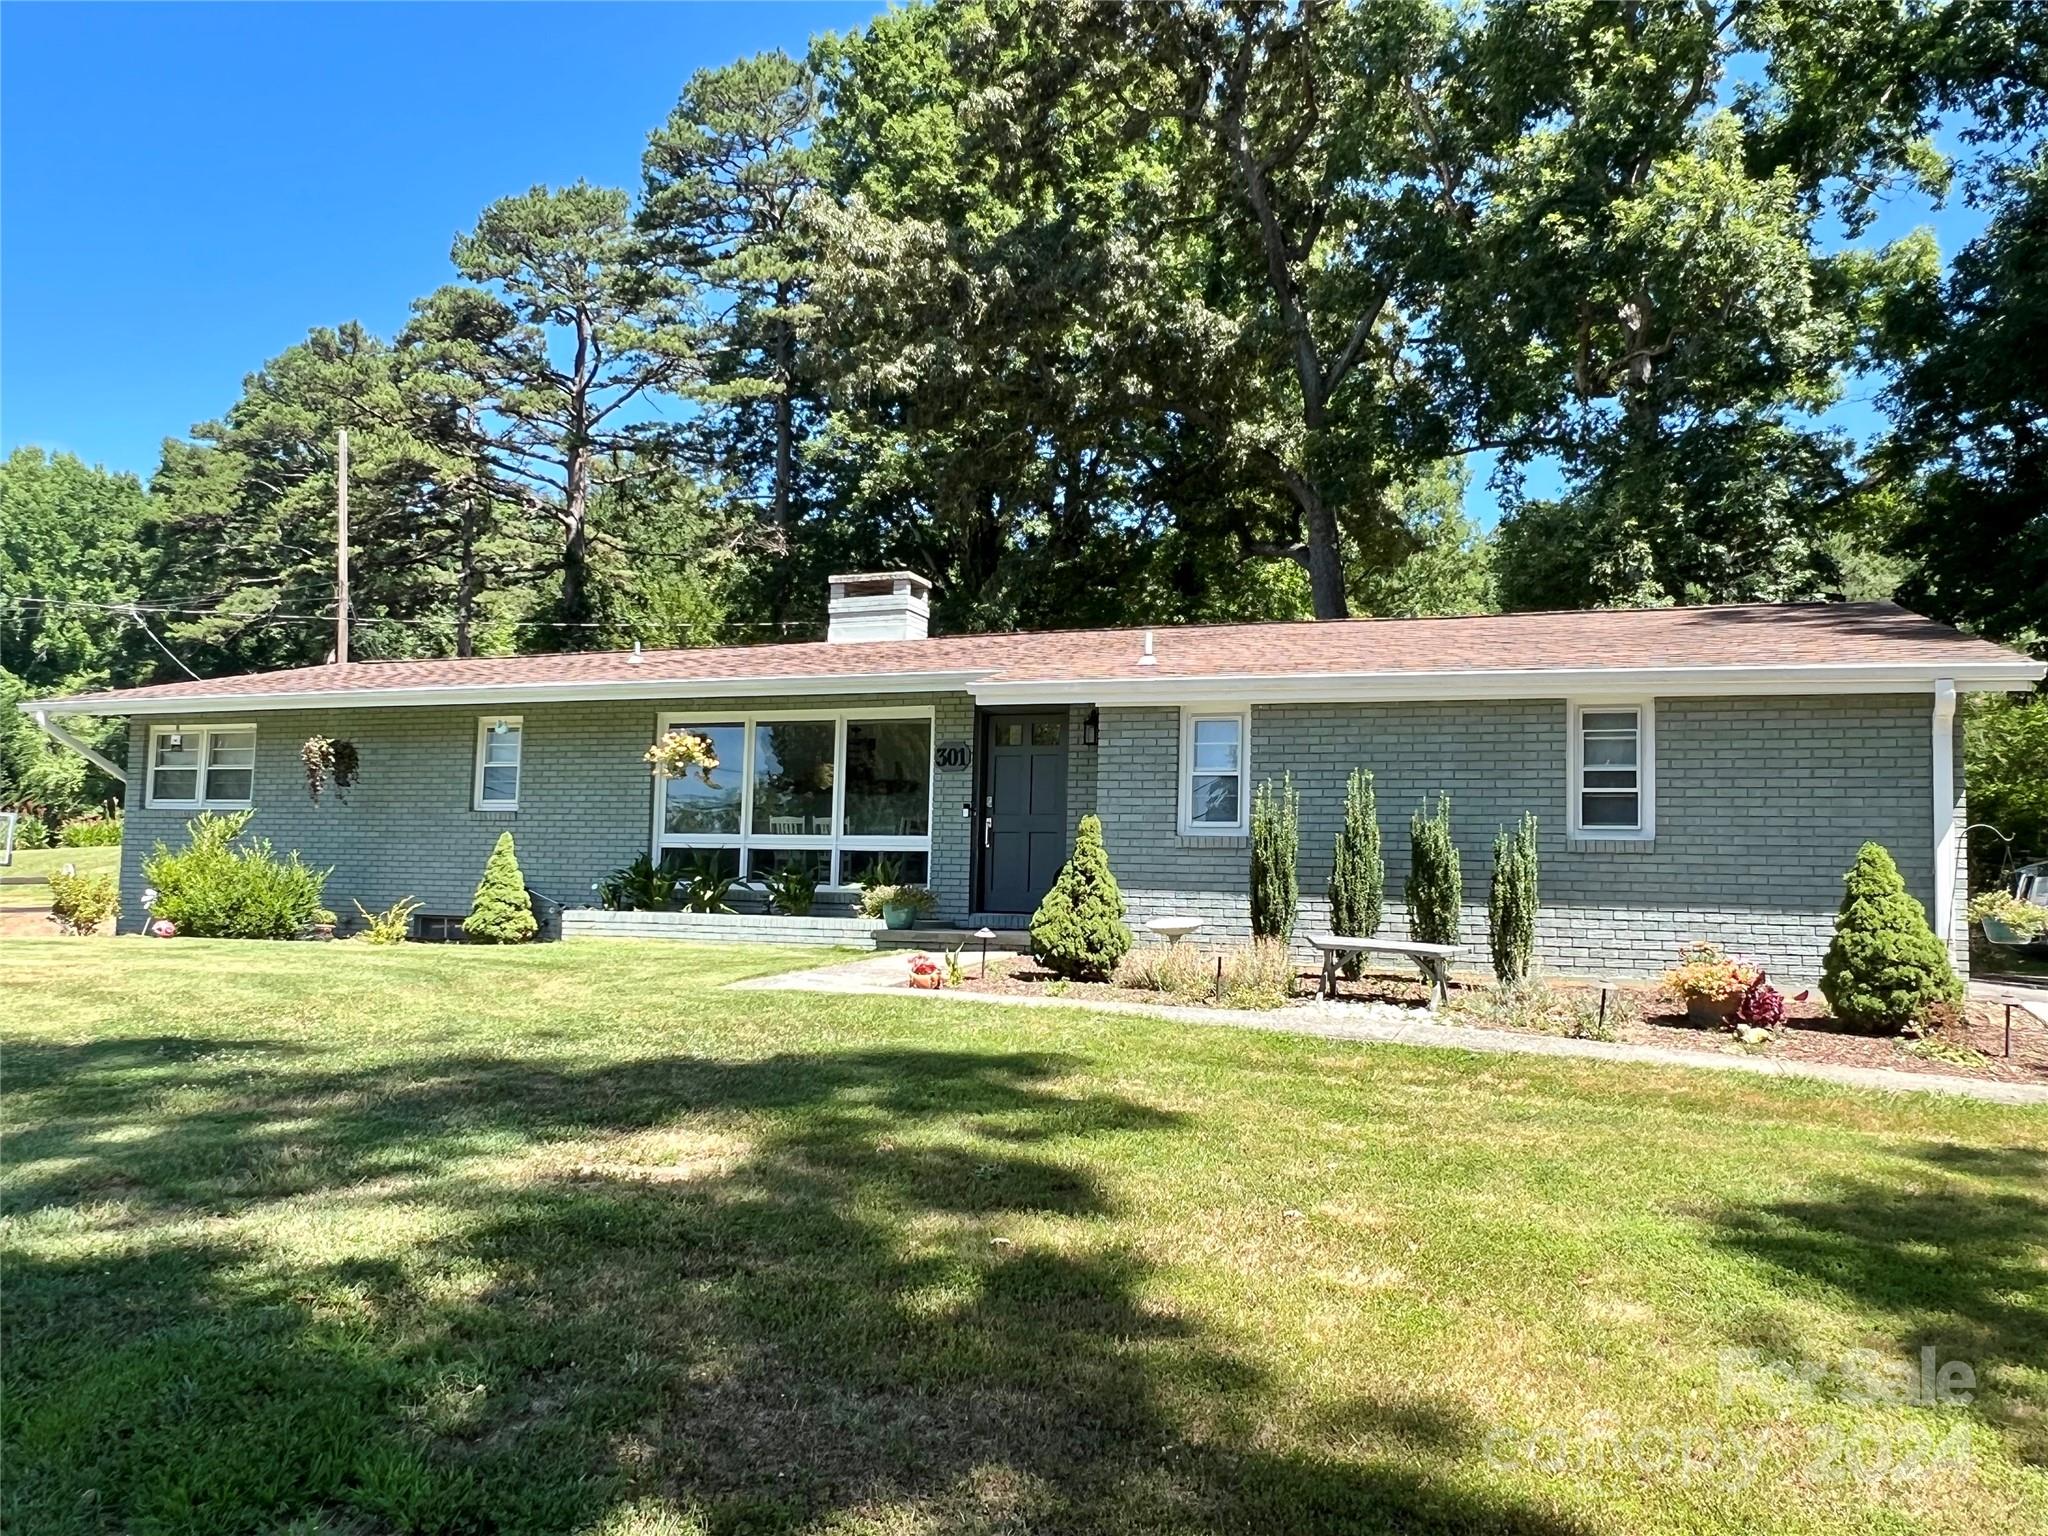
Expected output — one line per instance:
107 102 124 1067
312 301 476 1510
1569 702 1653 837
1179 708 1249 836
654 709 933 886
147 724 256 809
475 716 523 809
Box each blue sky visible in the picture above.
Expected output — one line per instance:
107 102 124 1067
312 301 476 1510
1 1 879 478
2 1 1988 521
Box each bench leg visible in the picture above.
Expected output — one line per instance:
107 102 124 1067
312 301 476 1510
1321 950 1336 1000
1420 958 1448 1009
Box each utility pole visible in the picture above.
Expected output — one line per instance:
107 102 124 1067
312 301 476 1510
335 428 350 665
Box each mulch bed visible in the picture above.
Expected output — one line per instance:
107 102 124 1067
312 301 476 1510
932 953 2048 1085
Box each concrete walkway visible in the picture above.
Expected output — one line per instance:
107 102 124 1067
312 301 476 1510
733 952 2048 1107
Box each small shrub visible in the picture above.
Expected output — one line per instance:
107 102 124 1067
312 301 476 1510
1487 812 1539 984
464 832 537 943
1220 938 1296 1008
1117 941 1215 998
353 896 421 944
943 946 966 987
1030 814 1131 980
1327 768 1383 978
142 811 330 940
9 815 52 850
1820 842 1963 1031
1249 775 1300 941
758 864 817 917
675 852 737 915
58 813 122 847
1734 970 1786 1027
1405 794 1461 945
597 854 678 912
47 870 119 934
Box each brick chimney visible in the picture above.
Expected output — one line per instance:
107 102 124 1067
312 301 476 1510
826 571 931 643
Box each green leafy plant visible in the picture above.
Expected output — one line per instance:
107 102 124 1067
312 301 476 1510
757 864 818 917
676 852 737 915
943 945 966 987
1029 814 1131 981
1487 813 1540 984
47 869 119 934
1405 794 1461 945
597 853 680 912
858 882 937 919
57 812 122 847
1326 767 1383 977
1249 775 1300 941
854 855 905 891
464 832 538 943
1820 842 1963 1032
352 896 420 944
300 737 360 806
8 814 53 850
142 811 330 940
1967 888 2048 941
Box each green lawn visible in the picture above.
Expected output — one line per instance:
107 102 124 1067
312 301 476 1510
0 843 119 885
3 939 2044 1536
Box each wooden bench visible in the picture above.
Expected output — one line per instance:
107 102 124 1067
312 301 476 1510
1307 933 1461 1007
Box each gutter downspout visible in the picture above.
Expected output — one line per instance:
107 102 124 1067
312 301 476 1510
1931 679 1958 961
28 708 127 785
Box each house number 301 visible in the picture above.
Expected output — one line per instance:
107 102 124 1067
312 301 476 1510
935 741 972 772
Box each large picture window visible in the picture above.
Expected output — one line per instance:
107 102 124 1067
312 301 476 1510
654 709 933 887
1569 702 1655 838
147 724 256 810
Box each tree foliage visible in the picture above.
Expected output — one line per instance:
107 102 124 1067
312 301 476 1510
1249 775 1300 942
465 831 538 944
1327 767 1384 979
1488 813 1539 985
1028 813 1130 980
1819 841 1962 1031
1405 794 1461 946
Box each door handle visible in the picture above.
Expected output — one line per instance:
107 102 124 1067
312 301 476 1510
983 815 993 849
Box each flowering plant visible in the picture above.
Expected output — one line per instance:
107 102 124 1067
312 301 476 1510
906 952 944 989
1734 969 1786 1027
644 729 720 784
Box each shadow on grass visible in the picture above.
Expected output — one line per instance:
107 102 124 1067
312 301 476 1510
4 1037 1584 1534
1711 1144 2048 1467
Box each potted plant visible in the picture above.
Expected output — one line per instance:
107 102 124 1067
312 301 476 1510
1664 940 1755 1025
906 952 943 989
644 729 721 784
304 907 338 941
860 882 937 930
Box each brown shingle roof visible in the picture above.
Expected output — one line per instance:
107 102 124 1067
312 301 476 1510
26 602 2041 712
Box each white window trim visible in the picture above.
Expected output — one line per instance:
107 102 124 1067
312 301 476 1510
146 722 257 811
1566 699 1656 841
650 705 936 888
1178 706 1251 838
474 715 524 811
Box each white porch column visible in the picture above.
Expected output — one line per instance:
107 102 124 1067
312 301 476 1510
1931 678 1959 958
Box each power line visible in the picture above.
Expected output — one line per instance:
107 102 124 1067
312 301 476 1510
0 594 811 632
119 604 202 680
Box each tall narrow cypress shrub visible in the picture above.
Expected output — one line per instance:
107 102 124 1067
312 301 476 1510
1327 768 1384 977
1488 812 1540 983
1405 794 1461 945
1249 774 1299 941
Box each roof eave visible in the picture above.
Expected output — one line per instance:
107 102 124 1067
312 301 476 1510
967 660 2048 706
20 667 995 718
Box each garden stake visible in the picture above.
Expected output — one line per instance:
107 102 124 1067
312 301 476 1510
1214 955 1224 1004
975 926 995 980
1598 987 1609 1031
2006 1003 2014 1058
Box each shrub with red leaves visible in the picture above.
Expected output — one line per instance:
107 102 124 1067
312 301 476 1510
1735 970 1786 1027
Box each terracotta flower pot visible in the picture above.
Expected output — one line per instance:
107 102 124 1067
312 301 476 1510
1685 991 1740 1026
908 971 942 990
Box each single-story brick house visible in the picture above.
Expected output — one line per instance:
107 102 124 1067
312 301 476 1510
24 573 2045 979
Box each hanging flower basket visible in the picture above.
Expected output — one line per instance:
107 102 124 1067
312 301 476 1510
645 729 720 785
302 736 361 806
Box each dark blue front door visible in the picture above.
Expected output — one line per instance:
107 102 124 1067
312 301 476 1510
980 713 1069 913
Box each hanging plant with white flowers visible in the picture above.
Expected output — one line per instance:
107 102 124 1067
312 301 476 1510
645 728 720 784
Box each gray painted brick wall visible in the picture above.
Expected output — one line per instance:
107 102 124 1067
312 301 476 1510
119 686 1960 985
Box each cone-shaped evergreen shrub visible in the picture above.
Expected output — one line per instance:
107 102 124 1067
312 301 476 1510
1820 841 1961 1030
1406 794 1461 945
465 831 537 944
1250 775 1300 941
1030 815 1131 980
1327 768 1384 978
1488 813 1540 984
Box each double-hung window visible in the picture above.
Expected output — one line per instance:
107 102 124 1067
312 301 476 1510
475 716 523 810
654 709 933 886
1179 709 1249 836
1569 703 1653 838
147 724 256 809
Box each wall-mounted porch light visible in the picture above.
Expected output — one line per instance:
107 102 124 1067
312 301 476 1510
1082 708 1099 747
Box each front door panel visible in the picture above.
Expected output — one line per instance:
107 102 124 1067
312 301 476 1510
981 714 1069 912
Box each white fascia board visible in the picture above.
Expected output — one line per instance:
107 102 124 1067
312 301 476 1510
28 709 127 783
969 660 2047 707
20 669 991 719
